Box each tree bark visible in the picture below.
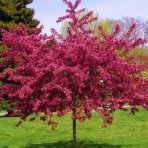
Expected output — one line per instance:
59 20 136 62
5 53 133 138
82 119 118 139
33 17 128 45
73 108 77 148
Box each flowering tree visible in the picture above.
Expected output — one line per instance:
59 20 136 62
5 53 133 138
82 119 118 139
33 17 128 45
0 0 148 147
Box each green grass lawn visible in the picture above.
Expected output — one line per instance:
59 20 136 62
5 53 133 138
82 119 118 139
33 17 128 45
0 109 148 148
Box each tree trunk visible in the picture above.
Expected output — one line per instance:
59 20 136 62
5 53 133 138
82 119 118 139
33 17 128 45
73 108 77 148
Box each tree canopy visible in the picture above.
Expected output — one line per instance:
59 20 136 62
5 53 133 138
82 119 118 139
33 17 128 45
0 0 39 30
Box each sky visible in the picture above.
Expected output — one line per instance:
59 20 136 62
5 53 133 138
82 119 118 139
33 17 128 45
28 0 148 34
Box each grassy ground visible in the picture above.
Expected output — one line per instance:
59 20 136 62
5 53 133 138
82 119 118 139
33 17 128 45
0 109 148 148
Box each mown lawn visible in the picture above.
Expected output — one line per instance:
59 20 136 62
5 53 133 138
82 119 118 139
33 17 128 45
0 109 148 148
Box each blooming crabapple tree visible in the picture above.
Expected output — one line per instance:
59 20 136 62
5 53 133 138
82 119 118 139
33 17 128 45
0 0 148 147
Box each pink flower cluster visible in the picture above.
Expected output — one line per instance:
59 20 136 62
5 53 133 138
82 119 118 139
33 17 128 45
0 0 147 128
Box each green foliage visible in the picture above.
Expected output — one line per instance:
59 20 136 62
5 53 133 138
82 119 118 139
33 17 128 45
0 0 39 31
0 101 14 112
142 69 148 78
129 48 148 65
94 20 111 35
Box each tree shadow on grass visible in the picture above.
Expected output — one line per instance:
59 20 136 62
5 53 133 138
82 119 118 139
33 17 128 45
22 140 129 148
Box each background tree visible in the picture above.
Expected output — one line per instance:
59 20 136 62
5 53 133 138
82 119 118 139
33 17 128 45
0 0 148 148
0 0 39 31
117 17 148 66
118 17 148 41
